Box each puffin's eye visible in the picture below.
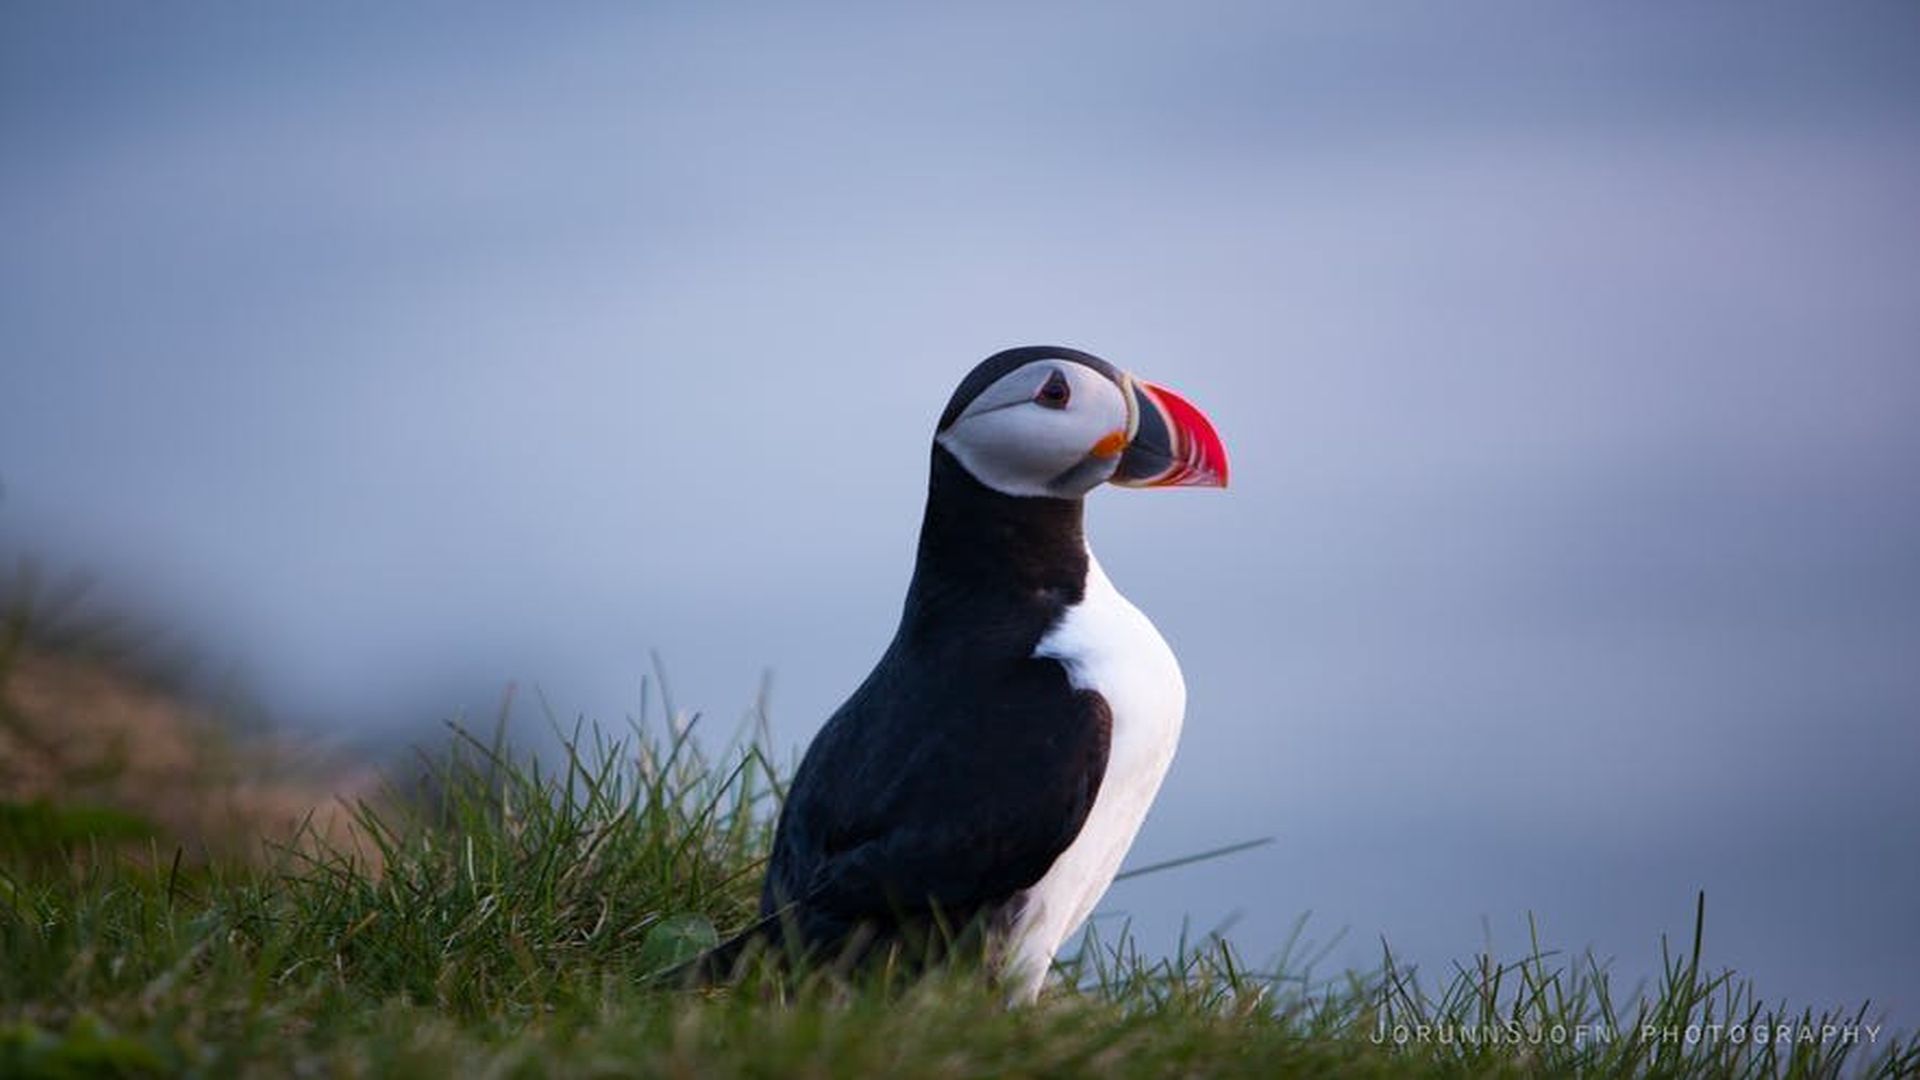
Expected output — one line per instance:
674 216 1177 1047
1035 370 1071 409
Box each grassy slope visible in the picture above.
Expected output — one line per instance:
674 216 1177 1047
2 710 1914 1080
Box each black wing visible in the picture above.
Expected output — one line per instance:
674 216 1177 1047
761 646 1111 955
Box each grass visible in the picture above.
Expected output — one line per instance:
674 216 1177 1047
1 702 1914 1080
2 572 1915 1078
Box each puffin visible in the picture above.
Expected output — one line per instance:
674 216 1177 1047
751 345 1227 1003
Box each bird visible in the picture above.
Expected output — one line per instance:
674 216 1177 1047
721 345 1226 1003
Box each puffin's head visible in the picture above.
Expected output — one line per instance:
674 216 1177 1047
934 345 1229 499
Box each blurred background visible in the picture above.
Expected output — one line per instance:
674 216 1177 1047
4 1 1917 1024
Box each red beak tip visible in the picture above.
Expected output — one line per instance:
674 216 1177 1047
1141 379 1230 490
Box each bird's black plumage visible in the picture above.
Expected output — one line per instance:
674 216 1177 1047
757 439 1112 964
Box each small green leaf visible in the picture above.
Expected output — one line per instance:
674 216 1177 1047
638 913 719 972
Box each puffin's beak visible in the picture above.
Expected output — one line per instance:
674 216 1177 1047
1111 377 1230 488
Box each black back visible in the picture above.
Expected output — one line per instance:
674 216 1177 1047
760 443 1113 960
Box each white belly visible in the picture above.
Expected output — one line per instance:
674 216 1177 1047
1002 551 1186 1002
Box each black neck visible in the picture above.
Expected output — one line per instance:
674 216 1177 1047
896 445 1089 645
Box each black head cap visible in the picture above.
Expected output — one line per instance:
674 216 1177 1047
936 346 1124 432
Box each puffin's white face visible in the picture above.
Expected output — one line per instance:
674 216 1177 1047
935 346 1230 499
936 358 1136 498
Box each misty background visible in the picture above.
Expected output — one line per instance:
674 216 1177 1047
4 3 1917 1024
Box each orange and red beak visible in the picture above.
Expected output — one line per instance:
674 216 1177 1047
1110 377 1229 489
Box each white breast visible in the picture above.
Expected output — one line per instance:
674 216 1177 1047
1001 550 1186 1003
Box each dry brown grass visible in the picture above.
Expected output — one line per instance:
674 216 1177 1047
0 644 380 865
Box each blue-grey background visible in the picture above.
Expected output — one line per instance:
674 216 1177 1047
5 2 1917 1025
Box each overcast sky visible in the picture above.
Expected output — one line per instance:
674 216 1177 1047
4 2 1918 1025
